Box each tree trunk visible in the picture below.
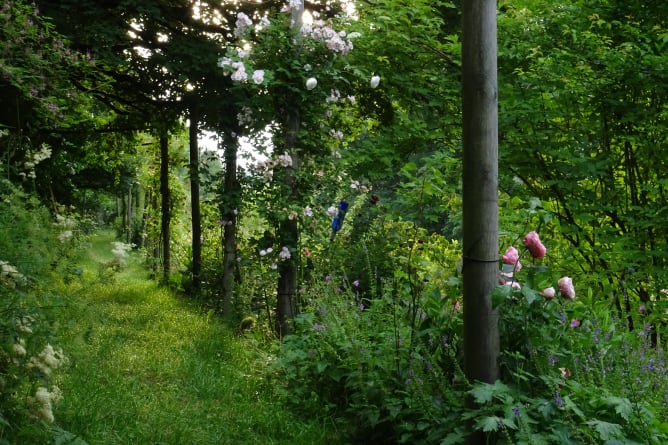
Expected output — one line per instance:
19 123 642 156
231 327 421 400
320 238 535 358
222 134 239 317
275 0 304 338
127 184 133 244
159 131 171 284
461 0 500 441
189 105 202 291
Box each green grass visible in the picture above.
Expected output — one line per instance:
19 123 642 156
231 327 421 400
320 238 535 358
48 231 343 445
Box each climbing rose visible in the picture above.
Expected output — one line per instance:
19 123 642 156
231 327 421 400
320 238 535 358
542 287 556 300
502 246 522 271
523 231 546 259
234 12 253 37
370 75 380 89
306 77 317 90
252 70 264 85
499 276 520 289
558 277 576 299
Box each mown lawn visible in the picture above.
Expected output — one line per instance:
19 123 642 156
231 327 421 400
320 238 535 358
48 231 343 445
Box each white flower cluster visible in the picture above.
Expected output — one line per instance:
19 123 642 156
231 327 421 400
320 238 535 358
24 143 52 170
237 106 254 127
12 338 27 358
30 386 62 423
259 247 274 257
29 343 66 377
277 152 293 167
16 316 34 334
0 260 27 288
255 152 294 183
219 57 266 85
111 241 134 268
54 213 77 243
234 12 253 37
281 0 303 13
301 19 354 55
350 180 372 193
19 143 52 180
329 128 344 141
279 246 291 261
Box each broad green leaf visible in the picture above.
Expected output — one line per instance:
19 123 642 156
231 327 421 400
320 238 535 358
477 416 502 433
440 430 466 445
603 396 633 421
588 420 623 440
469 381 511 404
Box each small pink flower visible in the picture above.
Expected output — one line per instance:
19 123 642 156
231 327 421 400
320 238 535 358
304 248 311 257
499 277 521 289
352 279 360 287
502 246 522 271
639 304 647 312
558 277 576 299
453 300 461 311
570 319 580 328
542 287 556 300
325 274 331 282
523 231 546 259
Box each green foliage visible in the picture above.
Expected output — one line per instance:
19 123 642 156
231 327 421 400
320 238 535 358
473 234 668 444
275 226 465 444
498 0 668 301
0 179 84 442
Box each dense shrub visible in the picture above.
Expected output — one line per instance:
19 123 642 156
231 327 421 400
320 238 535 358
275 228 668 444
0 179 79 441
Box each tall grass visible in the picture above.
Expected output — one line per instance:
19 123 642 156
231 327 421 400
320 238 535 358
48 231 343 445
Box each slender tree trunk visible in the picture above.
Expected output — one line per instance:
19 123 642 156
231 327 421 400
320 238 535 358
159 131 171 284
275 0 304 338
189 105 202 291
462 0 500 441
134 183 145 247
127 185 133 244
222 134 239 317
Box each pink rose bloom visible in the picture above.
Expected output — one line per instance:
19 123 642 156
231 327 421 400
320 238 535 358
523 231 546 259
502 246 522 271
558 277 575 299
499 276 521 289
542 287 556 300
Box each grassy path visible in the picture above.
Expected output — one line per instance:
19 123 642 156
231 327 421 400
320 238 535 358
52 231 338 445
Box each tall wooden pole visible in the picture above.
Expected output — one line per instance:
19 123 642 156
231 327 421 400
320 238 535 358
462 0 500 404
